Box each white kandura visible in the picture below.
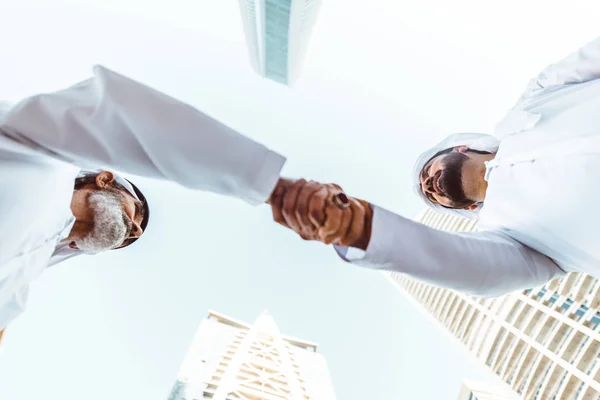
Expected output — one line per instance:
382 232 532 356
0 66 286 330
336 36 600 297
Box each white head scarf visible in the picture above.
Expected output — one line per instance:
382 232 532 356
412 133 500 220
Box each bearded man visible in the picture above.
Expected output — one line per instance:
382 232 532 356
272 36 600 297
0 66 290 331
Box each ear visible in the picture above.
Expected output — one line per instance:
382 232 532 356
464 204 478 211
95 171 115 189
452 145 469 153
68 241 79 249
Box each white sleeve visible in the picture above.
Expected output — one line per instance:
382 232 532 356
0 286 28 331
0 66 286 205
335 206 566 298
521 36 600 98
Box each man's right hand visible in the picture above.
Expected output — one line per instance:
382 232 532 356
269 179 372 250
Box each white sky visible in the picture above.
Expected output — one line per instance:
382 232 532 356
0 1 599 399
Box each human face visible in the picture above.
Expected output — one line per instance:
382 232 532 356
74 188 144 253
69 172 144 252
419 147 479 209
76 191 131 253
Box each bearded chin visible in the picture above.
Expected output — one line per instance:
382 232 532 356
440 152 476 209
76 192 130 254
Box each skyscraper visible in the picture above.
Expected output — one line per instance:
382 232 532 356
385 208 600 400
456 380 522 400
167 310 336 400
237 0 322 86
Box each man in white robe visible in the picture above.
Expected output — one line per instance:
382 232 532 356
272 35 600 298
0 66 291 332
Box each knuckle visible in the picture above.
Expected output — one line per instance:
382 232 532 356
294 178 307 189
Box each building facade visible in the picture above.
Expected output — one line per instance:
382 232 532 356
456 380 522 400
167 310 336 400
385 208 600 400
237 0 322 85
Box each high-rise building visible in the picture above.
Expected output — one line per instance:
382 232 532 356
456 380 522 400
167 310 336 400
237 0 322 86
385 208 600 400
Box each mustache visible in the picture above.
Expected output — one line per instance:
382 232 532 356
439 169 464 201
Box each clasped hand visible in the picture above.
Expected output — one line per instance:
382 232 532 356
268 179 371 250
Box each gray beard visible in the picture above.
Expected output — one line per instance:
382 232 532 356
76 191 131 254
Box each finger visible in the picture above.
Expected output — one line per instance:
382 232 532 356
281 179 307 232
337 198 366 247
322 205 352 245
308 186 330 228
271 179 295 227
271 191 288 228
318 201 344 245
294 181 322 239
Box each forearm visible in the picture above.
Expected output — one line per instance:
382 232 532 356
0 66 285 205
338 205 565 297
523 36 600 96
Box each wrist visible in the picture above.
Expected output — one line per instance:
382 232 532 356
350 200 373 251
266 177 292 204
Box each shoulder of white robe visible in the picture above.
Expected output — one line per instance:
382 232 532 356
494 109 542 139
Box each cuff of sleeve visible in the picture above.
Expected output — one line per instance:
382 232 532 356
333 245 363 261
334 205 385 266
341 246 367 261
245 150 286 205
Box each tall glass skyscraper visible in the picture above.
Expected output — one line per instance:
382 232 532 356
386 208 600 400
237 0 322 86
167 310 336 400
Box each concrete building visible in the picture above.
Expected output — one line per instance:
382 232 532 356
385 208 600 400
237 0 322 85
456 380 522 400
167 310 336 400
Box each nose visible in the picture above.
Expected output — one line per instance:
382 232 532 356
128 221 144 239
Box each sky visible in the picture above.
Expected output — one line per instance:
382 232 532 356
0 1 599 399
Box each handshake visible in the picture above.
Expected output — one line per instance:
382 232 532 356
268 178 373 250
